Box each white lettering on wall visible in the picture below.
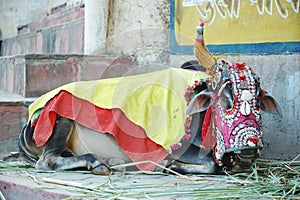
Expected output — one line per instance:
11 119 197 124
185 0 300 24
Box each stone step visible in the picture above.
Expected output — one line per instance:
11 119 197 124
0 90 36 159
1 5 85 56
18 3 85 35
0 54 134 97
1 19 84 56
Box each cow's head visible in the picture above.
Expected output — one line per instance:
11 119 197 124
185 22 282 171
186 59 282 171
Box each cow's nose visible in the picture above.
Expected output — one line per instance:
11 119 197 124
247 136 259 147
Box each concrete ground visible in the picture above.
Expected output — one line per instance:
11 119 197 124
0 165 230 200
1 159 299 200
0 167 248 200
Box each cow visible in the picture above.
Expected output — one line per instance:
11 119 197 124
15 22 282 175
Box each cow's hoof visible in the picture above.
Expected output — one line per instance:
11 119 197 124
35 159 51 170
92 164 111 175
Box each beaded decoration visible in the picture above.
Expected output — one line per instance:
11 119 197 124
169 80 203 152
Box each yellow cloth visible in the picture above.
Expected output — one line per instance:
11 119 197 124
29 68 208 149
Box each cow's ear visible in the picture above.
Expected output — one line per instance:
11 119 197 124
261 92 283 117
186 89 212 115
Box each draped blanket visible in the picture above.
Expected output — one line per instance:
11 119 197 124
29 68 208 171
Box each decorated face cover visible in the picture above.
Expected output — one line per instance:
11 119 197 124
211 59 263 164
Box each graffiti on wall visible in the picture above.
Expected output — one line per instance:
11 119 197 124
171 0 300 54
189 0 299 23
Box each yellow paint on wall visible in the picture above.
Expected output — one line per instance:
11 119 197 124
175 0 300 45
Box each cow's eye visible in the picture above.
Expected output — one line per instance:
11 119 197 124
254 81 260 97
254 80 261 106
219 84 234 112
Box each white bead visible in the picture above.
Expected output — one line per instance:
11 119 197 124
241 90 253 101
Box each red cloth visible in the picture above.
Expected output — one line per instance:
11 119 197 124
200 106 216 149
33 91 168 171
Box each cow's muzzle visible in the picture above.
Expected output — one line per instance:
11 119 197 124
222 147 261 172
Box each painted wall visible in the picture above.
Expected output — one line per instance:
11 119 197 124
171 0 300 54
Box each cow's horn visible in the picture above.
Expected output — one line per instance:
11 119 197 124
194 22 216 75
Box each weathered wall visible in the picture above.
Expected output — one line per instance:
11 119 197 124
106 0 170 66
84 0 170 66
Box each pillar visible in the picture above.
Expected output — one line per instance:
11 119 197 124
84 0 109 54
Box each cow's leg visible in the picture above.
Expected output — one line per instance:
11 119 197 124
43 154 110 175
18 122 42 163
170 145 222 174
169 112 222 174
35 116 110 175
